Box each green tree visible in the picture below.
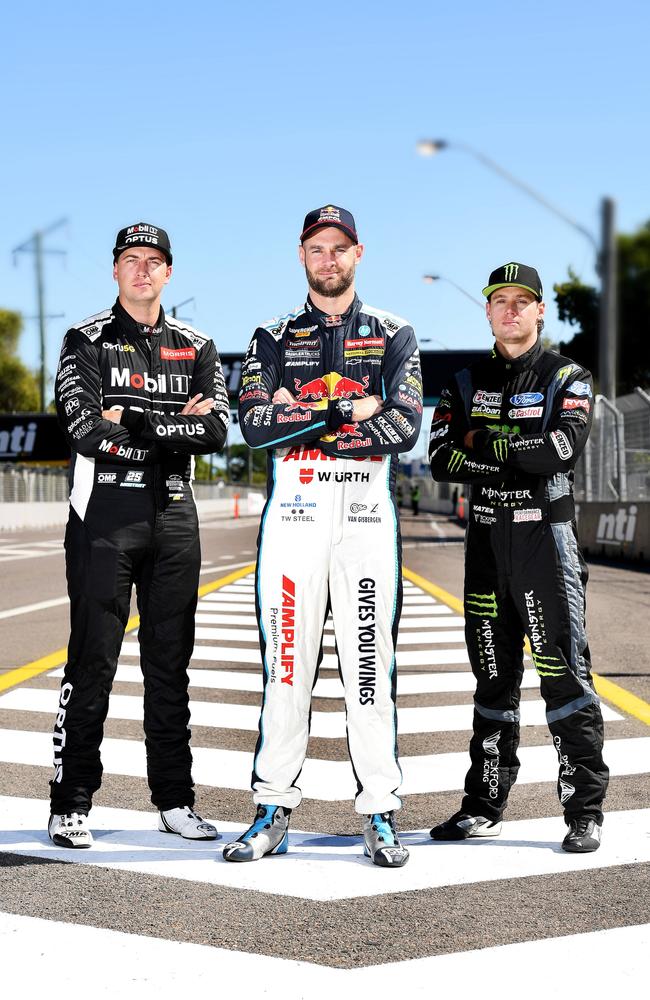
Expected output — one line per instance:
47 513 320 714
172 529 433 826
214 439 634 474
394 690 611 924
0 310 40 412
554 221 650 394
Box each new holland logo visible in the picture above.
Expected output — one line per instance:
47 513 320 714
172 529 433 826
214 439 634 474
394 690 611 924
504 263 519 281
482 731 501 756
559 779 576 804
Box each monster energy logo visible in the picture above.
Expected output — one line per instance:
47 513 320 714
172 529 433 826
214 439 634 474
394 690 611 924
466 591 498 618
504 263 519 281
448 448 466 473
493 436 508 462
531 652 566 678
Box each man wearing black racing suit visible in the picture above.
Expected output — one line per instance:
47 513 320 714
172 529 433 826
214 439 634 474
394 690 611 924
49 222 229 848
222 205 423 867
428 262 608 853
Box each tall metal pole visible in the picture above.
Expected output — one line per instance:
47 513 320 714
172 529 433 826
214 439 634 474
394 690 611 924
598 197 617 401
13 218 67 412
34 230 47 411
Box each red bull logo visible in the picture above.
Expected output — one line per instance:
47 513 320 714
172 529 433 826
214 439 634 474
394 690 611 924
330 375 369 399
338 423 363 437
294 377 328 401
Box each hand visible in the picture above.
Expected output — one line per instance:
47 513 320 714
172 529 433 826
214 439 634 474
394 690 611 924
181 393 215 415
272 388 297 405
102 409 122 424
352 395 383 421
464 430 478 449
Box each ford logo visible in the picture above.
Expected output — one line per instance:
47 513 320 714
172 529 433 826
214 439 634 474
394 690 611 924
510 392 544 406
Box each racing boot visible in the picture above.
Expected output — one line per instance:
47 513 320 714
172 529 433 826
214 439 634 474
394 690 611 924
363 811 409 868
562 816 602 853
158 806 219 840
430 810 502 841
222 805 290 862
48 812 93 849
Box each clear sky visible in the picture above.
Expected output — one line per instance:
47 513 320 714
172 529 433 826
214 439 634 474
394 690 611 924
1 0 647 395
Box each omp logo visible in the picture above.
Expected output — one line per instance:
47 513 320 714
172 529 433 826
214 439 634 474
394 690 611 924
482 732 501 756
559 779 576 804
504 263 519 281
596 505 637 545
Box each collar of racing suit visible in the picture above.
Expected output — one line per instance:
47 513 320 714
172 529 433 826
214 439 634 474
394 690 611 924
491 336 544 374
113 297 165 339
305 293 362 328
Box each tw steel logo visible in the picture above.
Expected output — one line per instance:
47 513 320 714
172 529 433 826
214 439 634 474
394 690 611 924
281 575 295 686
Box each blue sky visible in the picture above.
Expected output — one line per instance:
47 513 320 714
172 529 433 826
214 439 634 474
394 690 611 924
1 0 647 396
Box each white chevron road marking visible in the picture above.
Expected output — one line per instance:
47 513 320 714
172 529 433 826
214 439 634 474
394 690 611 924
1 730 645 800
1 798 647 903
0 687 622 735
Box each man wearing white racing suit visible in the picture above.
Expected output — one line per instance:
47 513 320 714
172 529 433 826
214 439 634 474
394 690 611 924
223 205 422 867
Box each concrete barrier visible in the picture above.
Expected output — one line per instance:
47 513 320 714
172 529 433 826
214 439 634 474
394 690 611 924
0 491 266 532
576 501 649 561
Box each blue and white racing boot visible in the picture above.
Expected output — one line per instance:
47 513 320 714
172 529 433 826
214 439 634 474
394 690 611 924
363 811 409 867
222 805 290 862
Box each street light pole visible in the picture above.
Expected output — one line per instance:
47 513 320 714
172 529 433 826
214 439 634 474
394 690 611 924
422 274 484 309
417 139 617 397
598 197 617 401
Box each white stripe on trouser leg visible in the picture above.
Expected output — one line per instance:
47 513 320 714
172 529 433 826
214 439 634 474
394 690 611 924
329 458 402 815
253 470 330 810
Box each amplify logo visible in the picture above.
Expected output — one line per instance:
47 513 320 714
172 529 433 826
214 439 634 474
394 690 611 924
482 731 501 800
280 576 296 686
504 263 519 281
465 592 498 618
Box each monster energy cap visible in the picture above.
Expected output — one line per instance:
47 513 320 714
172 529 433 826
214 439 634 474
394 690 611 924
482 262 543 300
113 223 172 264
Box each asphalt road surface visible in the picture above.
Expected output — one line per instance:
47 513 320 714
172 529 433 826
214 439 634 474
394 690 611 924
0 508 649 998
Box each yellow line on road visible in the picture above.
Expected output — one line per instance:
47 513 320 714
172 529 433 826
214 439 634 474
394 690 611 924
0 562 256 695
402 567 464 614
593 675 650 727
403 564 650 728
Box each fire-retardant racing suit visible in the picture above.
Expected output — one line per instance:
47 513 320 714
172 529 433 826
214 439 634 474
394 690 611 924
51 299 229 815
429 339 608 824
239 294 422 814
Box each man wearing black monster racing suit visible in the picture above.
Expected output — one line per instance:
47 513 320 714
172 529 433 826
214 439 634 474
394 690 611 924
49 222 229 848
222 205 422 868
428 262 608 854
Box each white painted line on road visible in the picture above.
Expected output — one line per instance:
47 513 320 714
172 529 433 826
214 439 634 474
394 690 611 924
119 642 470 667
192 611 465 630
182 626 467 647
199 560 253 575
2 730 646 800
0 596 69 621
50 664 542 698
1 688 622 735
0 910 647 996
1 799 648 906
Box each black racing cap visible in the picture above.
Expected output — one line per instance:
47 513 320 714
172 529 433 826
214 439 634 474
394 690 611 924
482 262 543 300
113 222 172 264
300 205 358 244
